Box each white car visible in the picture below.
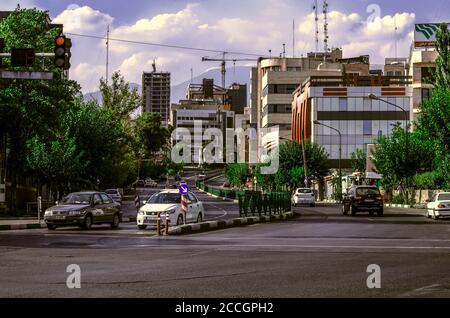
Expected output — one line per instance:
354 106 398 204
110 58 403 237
426 192 450 220
136 189 204 230
144 178 158 188
292 188 315 207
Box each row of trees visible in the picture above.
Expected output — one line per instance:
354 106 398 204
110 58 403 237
0 8 171 212
226 141 330 193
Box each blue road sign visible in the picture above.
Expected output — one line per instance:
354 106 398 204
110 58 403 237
179 183 189 195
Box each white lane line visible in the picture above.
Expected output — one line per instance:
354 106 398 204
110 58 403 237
204 202 229 220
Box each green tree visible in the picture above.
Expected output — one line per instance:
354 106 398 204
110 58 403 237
373 126 434 202
435 23 450 88
135 112 171 158
225 163 249 189
0 8 81 211
350 148 367 173
99 71 141 120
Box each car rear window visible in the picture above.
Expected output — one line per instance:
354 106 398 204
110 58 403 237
297 189 312 194
438 193 450 201
356 188 380 196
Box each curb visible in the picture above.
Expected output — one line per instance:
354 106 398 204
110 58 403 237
0 223 47 231
168 212 295 235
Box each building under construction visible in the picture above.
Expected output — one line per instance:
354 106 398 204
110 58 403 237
142 65 171 125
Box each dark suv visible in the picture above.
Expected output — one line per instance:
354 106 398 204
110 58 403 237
342 186 384 216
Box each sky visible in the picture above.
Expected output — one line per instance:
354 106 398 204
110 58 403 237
2 0 450 93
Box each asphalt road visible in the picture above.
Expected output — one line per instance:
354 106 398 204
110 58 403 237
0 202 449 298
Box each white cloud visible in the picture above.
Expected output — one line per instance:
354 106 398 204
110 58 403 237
54 2 418 94
53 5 113 33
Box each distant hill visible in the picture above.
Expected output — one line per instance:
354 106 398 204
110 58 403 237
83 66 252 105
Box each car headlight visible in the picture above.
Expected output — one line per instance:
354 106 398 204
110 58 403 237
138 210 145 216
44 210 52 216
166 208 177 215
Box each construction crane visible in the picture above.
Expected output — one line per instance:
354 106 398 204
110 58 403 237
201 52 256 88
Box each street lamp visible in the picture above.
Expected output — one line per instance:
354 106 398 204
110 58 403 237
314 120 342 199
368 94 409 133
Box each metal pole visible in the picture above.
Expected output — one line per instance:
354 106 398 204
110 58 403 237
37 196 42 223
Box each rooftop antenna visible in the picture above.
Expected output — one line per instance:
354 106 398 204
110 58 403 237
313 0 319 57
152 59 156 72
283 43 286 58
323 0 329 63
269 49 272 58
292 19 295 58
394 17 398 59
190 68 193 84
106 25 109 84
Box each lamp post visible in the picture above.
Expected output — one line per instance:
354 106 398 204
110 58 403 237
368 94 409 134
313 120 342 199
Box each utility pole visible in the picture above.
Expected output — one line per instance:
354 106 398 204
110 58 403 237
106 25 109 84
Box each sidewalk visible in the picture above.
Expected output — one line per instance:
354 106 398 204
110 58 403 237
0 219 46 230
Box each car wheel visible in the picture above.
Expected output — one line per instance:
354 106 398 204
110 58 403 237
82 215 93 230
47 224 56 230
433 210 439 220
196 213 203 223
138 225 147 230
426 210 431 218
110 214 120 229
342 204 348 215
177 215 184 226
377 208 383 217
350 204 357 216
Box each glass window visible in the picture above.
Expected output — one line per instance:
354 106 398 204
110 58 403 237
356 187 381 196
62 193 92 205
363 120 372 136
339 98 347 111
148 193 181 204
100 193 113 204
363 98 371 111
438 193 450 201
187 192 198 202
93 194 102 205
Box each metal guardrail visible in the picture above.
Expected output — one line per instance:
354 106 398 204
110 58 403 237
196 181 291 217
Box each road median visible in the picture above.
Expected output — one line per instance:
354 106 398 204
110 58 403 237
168 212 295 235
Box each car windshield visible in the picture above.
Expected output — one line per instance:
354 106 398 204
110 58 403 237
148 193 181 204
438 193 450 201
105 190 118 194
62 193 91 205
356 188 380 196
297 189 312 194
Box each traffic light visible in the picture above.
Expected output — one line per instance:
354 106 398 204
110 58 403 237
54 35 71 70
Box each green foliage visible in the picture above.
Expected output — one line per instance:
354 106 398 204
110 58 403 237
99 71 141 119
135 112 171 157
225 163 249 188
166 161 184 177
413 171 438 190
289 166 305 190
350 148 366 173
435 23 450 88
373 125 434 200
254 163 276 192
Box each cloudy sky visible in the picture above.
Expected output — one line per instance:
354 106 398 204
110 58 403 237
2 0 450 93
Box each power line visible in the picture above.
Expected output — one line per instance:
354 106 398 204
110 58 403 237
65 32 264 57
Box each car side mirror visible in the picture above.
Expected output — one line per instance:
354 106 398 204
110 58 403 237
143 200 147 205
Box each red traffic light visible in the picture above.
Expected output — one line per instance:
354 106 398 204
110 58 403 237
55 36 65 46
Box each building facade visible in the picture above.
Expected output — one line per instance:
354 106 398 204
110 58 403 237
292 75 412 169
142 72 171 124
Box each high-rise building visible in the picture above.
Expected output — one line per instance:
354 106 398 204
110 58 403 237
142 71 171 124
227 83 247 114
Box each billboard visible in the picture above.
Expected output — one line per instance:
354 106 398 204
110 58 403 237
414 23 450 48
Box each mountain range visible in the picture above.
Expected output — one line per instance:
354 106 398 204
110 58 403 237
83 66 252 105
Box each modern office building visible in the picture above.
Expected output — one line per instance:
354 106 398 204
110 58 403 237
142 71 171 124
291 74 412 169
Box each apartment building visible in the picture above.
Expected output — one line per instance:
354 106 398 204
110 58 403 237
292 75 412 169
142 71 171 124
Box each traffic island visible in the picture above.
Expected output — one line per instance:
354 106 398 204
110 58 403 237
168 212 295 235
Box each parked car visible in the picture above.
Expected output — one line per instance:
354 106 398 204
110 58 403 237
292 188 315 207
136 189 204 230
144 178 158 188
44 191 122 230
104 189 122 204
426 192 450 220
342 186 383 216
132 179 145 188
